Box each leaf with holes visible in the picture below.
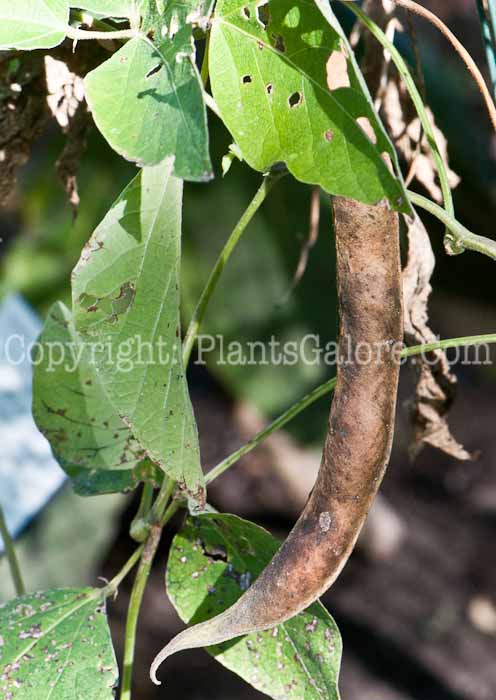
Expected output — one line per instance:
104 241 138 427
0 0 69 50
84 31 212 179
71 160 205 508
0 588 117 699
139 0 214 32
32 301 162 496
70 1 136 19
209 0 408 209
166 514 342 699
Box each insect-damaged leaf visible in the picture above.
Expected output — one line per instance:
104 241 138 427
84 31 212 179
0 0 68 50
209 0 407 209
0 588 117 699
32 301 160 496
139 0 214 32
166 514 342 699
72 160 205 507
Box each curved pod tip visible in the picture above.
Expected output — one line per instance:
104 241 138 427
150 607 247 685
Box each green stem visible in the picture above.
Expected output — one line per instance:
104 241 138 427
160 499 181 527
65 26 138 41
120 525 162 700
150 478 175 524
129 482 154 542
119 499 179 700
207 333 496 484
409 190 496 260
183 172 286 366
344 1 454 218
103 545 144 598
0 504 26 596
137 483 154 519
402 333 496 357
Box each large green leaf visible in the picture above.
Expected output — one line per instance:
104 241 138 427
0 588 117 699
72 161 205 506
32 301 159 496
84 32 212 179
71 1 135 18
167 514 342 699
0 0 69 50
209 0 407 209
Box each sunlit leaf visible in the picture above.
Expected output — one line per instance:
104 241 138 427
167 514 342 699
209 0 407 209
0 0 68 50
84 32 212 179
72 160 205 506
0 588 117 699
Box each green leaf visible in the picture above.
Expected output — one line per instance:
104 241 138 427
70 1 135 18
167 514 342 699
0 0 69 50
0 588 118 699
84 32 212 179
32 301 158 496
209 0 407 209
72 161 205 507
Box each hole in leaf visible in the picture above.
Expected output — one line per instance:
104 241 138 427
242 6 251 19
242 75 253 84
288 91 302 108
256 3 270 28
326 51 350 90
273 34 286 52
382 151 394 174
146 63 163 79
324 129 334 142
266 83 273 95
356 116 377 144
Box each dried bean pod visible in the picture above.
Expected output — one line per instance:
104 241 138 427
151 197 403 684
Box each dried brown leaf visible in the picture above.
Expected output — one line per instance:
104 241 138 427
403 214 474 461
45 56 88 214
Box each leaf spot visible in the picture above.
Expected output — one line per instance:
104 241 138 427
273 34 285 53
324 129 334 142
319 511 332 532
242 75 253 84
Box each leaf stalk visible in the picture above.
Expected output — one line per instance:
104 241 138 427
0 504 25 597
182 171 286 365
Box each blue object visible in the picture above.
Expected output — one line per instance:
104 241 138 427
0 295 66 553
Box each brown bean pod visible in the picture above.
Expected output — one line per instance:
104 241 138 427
151 197 403 684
